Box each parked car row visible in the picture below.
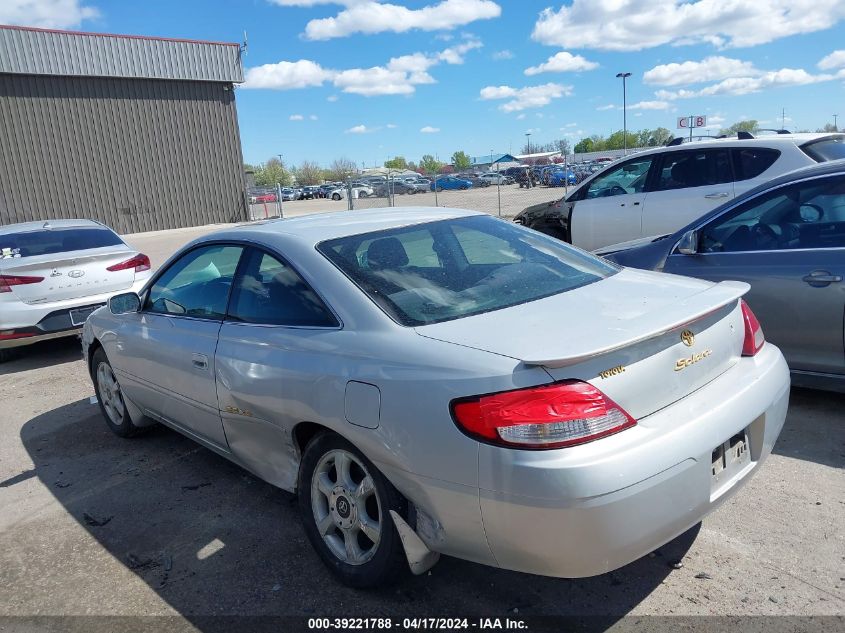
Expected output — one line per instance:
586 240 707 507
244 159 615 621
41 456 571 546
516 131 845 392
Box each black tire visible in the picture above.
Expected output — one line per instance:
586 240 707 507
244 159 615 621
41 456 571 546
91 347 149 438
298 432 407 588
435 186 443 193
332 193 341 201
0 348 20 363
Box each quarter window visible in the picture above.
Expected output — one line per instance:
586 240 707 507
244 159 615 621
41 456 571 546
145 245 243 319
227 249 337 327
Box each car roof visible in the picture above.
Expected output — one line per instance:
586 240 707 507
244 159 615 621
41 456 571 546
0 218 103 236
211 206 484 245
627 133 844 160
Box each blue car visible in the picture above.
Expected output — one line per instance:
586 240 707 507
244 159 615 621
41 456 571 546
431 176 472 192
548 169 578 187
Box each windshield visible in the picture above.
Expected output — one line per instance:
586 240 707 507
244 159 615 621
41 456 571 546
318 215 617 326
801 137 845 162
0 227 123 259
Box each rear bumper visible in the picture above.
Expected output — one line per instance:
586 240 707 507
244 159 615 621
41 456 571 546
0 279 146 350
477 344 790 578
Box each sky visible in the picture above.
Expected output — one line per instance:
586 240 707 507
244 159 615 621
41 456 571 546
3 0 845 169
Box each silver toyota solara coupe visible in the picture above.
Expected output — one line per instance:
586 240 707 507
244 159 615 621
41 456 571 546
81 207 790 588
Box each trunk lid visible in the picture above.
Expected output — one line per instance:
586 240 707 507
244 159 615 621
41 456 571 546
416 268 748 420
0 246 136 304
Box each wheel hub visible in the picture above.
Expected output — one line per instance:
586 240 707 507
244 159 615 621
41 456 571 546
330 486 357 529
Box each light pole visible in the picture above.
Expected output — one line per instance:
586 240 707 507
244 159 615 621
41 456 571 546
616 72 631 154
276 153 284 218
493 148 501 216
834 114 839 131
525 132 531 160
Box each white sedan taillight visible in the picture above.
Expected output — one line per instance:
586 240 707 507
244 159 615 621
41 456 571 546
452 381 637 449
740 300 765 356
0 275 44 293
107 253 151 273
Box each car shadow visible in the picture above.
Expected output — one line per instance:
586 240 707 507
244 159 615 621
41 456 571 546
772 387 845 470
0 337 82 376
19 400 697 626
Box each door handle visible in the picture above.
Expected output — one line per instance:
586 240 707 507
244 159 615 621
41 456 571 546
191 353 209 370
705 192 730 199
802 271 842 286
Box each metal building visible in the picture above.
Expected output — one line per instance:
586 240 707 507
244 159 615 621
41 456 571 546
0 25 246 233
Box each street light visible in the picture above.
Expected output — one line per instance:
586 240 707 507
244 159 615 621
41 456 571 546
616 72 632 154
834 114 839 131
525 132 531 159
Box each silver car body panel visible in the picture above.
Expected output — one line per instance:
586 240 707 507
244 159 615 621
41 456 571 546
82 207 790 578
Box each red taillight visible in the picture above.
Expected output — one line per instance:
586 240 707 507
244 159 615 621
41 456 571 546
452 381 637 449
740 299 765 356
0 330 34 340
107 253 151 273
0 275 44 293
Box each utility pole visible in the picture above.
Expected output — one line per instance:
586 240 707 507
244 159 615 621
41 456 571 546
782 108 786 130
834 114 839 131
616 72 632 154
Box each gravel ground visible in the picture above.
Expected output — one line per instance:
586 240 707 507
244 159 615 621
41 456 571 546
0 217 842 628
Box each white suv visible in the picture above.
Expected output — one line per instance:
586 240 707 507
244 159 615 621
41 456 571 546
514 133 845 251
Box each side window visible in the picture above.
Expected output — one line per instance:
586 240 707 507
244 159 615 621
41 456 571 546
585 157 653 199
731 148 780 181
656 150 732 191
145 245 243 319
228 249 338 327
699 175 845 253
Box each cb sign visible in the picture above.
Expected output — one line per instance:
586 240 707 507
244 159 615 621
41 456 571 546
678 115 706 129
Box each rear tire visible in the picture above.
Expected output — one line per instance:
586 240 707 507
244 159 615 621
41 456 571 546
298 432 407 588
332 193 341 201
92 347 149 438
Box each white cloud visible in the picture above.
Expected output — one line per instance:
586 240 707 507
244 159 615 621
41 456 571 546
310 114 318 120
244 60 335 89
492 49 514 60
516 114 526 120
532 0 845 51
289 114 304 121
643 56 760 86
0 0 99 29
346 124 376 134
386 123 398 128
479 82 573 112
524 51 599 76
244 40 481 95
420 126 440 133
818 50 845 70
301 0 501 41
596 104 615 111
656 68 834 99
628 100 671 110
327 95 339 102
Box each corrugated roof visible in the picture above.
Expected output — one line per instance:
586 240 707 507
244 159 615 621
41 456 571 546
0 25 243 83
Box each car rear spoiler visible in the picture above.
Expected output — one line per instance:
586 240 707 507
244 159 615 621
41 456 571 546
520 280 750 369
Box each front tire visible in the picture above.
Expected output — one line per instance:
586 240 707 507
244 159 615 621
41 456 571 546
0 348 19 363
298 432 407 588
91 347 148 438
332 193 341 201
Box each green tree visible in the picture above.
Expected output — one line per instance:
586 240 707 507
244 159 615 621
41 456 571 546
573 137 594 154
326 157 358 182
605 130 639 150
816 123 838 133
419 154 444 174
253 157 292 187
720 120 760 136
292 160 324 185
384 156 408 170
451 150 471 170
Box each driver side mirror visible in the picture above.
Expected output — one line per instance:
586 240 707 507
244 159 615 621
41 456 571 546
676 230 699 255
109 292 141 315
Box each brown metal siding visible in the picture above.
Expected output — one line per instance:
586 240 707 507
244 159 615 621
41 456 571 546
0 74 246 233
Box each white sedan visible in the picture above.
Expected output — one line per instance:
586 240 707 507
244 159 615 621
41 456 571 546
1 219 151 362
81 207 789 587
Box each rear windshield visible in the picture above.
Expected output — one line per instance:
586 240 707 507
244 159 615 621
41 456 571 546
801 137 845 162
0 227 123 259
317 215 617 326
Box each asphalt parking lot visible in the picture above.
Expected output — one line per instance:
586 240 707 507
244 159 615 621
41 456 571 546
0 221 843 626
